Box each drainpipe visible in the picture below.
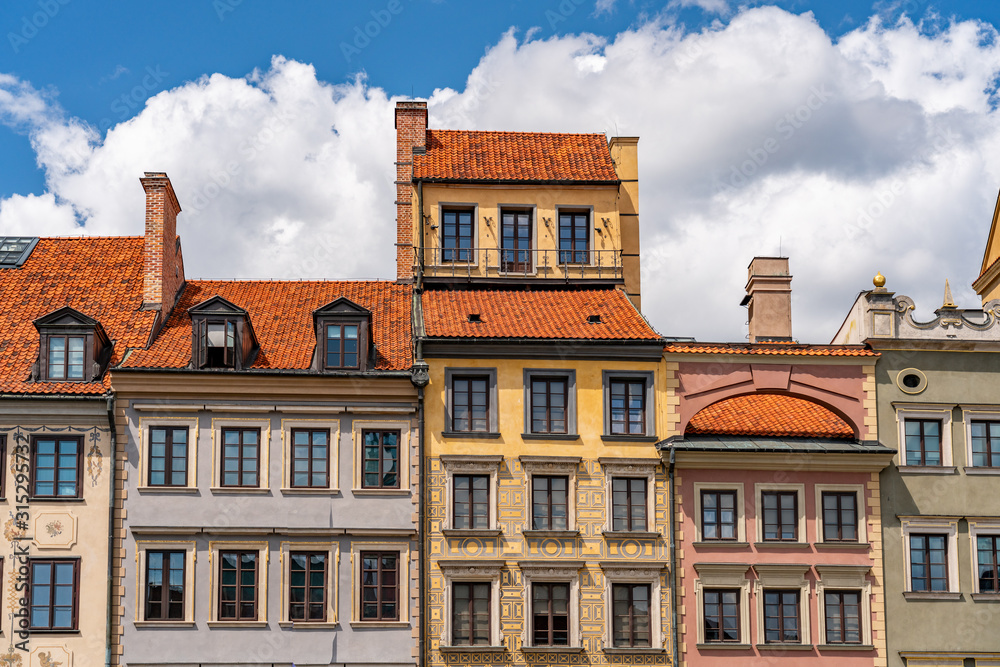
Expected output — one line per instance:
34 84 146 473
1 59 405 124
668 448 679 667
416 381 426 667
105 394 116 667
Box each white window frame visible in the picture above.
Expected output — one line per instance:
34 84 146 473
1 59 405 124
961 407 1000 471
968 519 1000 596
600 458 658 534
137 417 199 490
518 560 584 649
900 516 960 595
815 565 872 647
280 419 339 493
134 540 197 626
278 541 338 626
895 405 954 469
438 559 504 649
814 484 867 545
752 564 811 646
693 482 746 543
211 418 271 491
351 420 411 494
692 563 751 647
207 540 269 627
600 561 666 651
753 483 806 544
439 455 503 533
520 455 581 533
349 540 410 626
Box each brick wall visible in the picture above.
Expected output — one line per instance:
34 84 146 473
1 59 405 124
140 172 185 313
395 101 427 282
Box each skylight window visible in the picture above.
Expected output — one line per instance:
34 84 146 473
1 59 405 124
0 237 38 268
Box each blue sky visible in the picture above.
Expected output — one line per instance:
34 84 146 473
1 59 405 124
2 0 1000 341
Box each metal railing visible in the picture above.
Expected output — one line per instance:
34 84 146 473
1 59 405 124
419 247 622 281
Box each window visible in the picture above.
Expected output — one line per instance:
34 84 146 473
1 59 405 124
452 582 490 645
531 475 569 531
761 491 798 541
821 492 857 542
701 490 737 541
220 428 260 488
978 535 1000 593
500 207 532 273
361 551 399 621
905 419 942 466
530 377 568 434
909 534 948 592
452 375 489 433
703 589 740 643
612 583 651 648
31 436 82 499
532 583 570 646
558 210 589 264
763 590 800 643
290 429 329 489
971 421 1000 467
823 591 861 644
441 208 474 262
218 551 258 620
453 475 489 529
145 551 185 621
205 321 237 368
612 478 647 532
148 427 188 487
325 324 359 369
189 296 257 371
313 298 372 372
34 306 111 382
29 559 79 631
0 236 37 267
289 552 327 622
609 379 646 435
361 430 399 489
47 335 85 380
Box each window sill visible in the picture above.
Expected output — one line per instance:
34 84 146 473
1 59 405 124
814 541 870 549
902 591 962 601
133 621 197 628
206 620 268 628
441 431 501 440
349 620 409 628
756 643 814 651
278 621 339 628
602 647 665 654
600 435 658 443
963 467 1000 475
26 629 81 635
439 645 506 653
603 531 661 539
817 644 875 651
522 530 581 539
696 643 752 650
753 541 811 549
210 487 270 495
351 488 410 496
442 528 502 538
280 488 341 496
971 593 1000 601
520 646 584 653
693 541 750 548
137 486 199 494
521 433 580 441
27 497 84 503
898 466 958 475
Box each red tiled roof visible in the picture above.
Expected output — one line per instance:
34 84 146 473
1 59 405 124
422 289 660 340
123 281 412 371
686 393 855 439
414 130 619 182
664 342 877 357
0 237 158 395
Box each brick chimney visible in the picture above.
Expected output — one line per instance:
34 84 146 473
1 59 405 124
741 257 793 343
140 172 185 315
395 101 427 282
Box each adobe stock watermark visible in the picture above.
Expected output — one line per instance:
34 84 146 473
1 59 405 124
97 66 170 131
213 0 243 21
8 0 71 54
546 0 587 30
715 85 834 195
340 0 412 63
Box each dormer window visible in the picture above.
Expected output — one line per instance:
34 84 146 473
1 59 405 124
33 307 112 383
313 298 372 372
188 296 258 371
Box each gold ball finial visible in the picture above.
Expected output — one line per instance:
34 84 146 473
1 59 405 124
873 272 886 288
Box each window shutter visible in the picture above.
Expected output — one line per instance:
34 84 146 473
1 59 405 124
359 319 371 370
195 318 207 368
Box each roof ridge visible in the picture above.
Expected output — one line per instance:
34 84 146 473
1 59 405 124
428 129 608 138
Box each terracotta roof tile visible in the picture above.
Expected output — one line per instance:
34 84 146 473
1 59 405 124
664 342 877 357
686 393 855 439
422 289 660 340
0 237 157 395
414 130 619 182
123 281 412 371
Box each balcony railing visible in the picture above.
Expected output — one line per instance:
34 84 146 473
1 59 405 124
419 247 622 281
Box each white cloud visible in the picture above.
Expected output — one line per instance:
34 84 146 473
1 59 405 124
2 8 1000 343
669 0 729 15
595 0 617 16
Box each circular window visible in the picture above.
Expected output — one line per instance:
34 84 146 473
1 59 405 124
896 368 927 394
